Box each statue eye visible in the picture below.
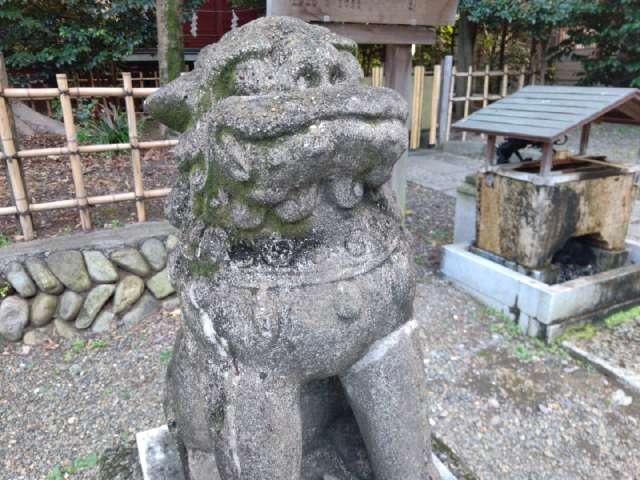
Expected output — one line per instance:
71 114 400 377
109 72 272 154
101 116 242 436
295 65 321 89
329 64 346 85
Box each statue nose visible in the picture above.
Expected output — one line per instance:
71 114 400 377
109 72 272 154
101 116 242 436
294 63 347 90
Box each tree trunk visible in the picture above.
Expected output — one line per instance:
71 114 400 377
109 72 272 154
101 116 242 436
454 14 476 116
157 0 184 85
498 22 508 69
539 40 548 85
529 38 538 82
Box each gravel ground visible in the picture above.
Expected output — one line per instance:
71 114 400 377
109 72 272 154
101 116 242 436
1 184 638 480
416 280 640 480
572 317 640 375
0 304 180 480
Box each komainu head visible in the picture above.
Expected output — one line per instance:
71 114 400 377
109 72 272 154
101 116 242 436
145 16 408 278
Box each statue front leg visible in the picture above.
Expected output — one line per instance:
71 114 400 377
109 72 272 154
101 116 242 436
213 369 303 480
340 320 439 480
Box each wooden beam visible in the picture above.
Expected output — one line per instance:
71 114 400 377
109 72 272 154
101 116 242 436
579 123 591 156
539 142 554 176
270 0 459 26
437 55 453 145
321 23 436 45
0 53 34 240
385 45 412 216
428 64 441 146
485 135 497 167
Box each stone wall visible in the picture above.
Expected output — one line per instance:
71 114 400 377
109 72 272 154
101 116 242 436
0 222 178 345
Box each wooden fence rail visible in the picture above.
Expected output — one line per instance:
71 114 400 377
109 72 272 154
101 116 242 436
0 55 176 241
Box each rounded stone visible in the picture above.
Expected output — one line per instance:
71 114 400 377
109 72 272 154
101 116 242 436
146 269 176 299
111 249 151 277
25 258 63 294
46 250 91 292
165 234 179 252
54 318 81 340
5 262 37 298
57 290 84 322
75 284 116 329
30 292 59 327
23 328 50 346
0 296 29 341
91 310 116 334
83 250 119 283
140 238 168 272
113 275 145 314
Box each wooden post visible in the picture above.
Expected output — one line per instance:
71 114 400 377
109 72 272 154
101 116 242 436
56 74 92 230
437 55 453 145
385 45 412 216
519 67 526 90
0 54 34 239
445 66 456 142
482 64 490 108
501 65 509 98
429 64 441 147
579 123 591 156
372 66 384 87
122 73 146 222
462 66 472 142
410 65 425 150
539 142 554 176
485 135 496 168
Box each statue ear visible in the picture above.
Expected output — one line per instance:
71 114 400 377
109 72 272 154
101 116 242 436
144 73 197 133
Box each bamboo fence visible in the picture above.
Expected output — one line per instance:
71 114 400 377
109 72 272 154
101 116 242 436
0 56 176 240
2 56 530 241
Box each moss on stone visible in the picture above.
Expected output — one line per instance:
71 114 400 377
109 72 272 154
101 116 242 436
148 97 192 133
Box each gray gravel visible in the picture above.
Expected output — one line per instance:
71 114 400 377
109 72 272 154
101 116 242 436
573 317 640 376
0 305 179 479
415 278 640 480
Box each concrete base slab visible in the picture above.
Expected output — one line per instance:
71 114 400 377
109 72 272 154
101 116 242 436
441 243 640 341
136 425 458 480
136 425 185 480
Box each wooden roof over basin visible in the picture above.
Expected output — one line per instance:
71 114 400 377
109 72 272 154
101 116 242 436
452 86 640 143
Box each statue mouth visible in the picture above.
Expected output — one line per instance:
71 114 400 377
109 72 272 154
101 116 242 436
204 84 409 201
213 84 408 141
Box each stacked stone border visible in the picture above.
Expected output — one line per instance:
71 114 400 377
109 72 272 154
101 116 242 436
0 222 178 344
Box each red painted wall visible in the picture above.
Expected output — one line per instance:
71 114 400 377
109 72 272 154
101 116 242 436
183 0 265 49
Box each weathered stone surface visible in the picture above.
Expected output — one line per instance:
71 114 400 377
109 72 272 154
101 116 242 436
25 258 63 294
146 269 175 299
0 296 29 341
54 318 81 340
76 284 115 329
57 290 84 322
165 234 179 252
121 292 159 327
113 275 145 314
91 310 116 334
23 328 50 346
145 17 431 480
46 250 91 292
111 249 151 277
5 262 37 298
30 292 58 327
84 250 119 283
140 238 168 272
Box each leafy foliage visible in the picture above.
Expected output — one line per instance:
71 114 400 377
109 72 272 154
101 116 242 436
77 103 145 145
0 0 205 84
563 0 640 87
0 0 156 82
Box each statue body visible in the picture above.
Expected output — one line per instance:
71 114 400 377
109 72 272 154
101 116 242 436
146 16 438 480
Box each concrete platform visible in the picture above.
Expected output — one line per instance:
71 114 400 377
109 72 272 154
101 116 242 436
441 242 640 340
